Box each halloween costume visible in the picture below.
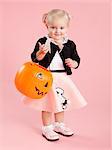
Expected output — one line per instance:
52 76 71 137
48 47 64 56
23 36 87 112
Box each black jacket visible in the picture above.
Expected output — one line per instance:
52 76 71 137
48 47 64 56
31 37 80 75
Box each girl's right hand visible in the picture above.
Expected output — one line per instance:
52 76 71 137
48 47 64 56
36 42 49 60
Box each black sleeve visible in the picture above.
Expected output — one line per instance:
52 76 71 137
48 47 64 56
70 41 80 69
31 41 39 63
31 37 51 66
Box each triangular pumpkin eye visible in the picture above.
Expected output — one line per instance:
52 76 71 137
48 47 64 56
36 73 43 79
45 82 48 87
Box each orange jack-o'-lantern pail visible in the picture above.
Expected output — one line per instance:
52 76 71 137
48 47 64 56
15 62 53 99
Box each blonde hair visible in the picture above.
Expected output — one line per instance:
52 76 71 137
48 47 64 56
42 9 71 26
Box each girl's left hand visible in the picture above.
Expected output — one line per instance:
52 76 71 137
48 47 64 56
65 58 78 68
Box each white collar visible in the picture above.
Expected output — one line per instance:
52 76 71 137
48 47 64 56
45 35 68 45
45 35 68 53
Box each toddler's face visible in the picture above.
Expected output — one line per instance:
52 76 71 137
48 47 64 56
47 18 68 41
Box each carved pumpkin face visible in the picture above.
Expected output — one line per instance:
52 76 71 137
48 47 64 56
15 62 53 99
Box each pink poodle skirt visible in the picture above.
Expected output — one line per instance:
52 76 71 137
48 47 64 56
23 73 87 113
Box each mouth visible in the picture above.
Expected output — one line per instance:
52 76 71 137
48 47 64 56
55 34 61 36
35 86 47 96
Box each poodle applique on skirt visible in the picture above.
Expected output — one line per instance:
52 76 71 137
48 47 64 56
23 73 87 113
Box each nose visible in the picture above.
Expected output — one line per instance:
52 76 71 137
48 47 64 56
55 28 60 33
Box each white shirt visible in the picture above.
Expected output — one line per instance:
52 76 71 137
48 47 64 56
49 51 65 70
45 35 67 70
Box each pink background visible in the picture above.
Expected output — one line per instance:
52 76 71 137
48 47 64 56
0 0 111 150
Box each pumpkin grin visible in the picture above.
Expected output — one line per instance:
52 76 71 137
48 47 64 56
35 86 47 96
15 62 53 99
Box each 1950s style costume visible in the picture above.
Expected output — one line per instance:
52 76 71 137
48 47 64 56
23 36 87 112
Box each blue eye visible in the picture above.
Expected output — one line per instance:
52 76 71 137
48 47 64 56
60 27 64 29
51 26 55 29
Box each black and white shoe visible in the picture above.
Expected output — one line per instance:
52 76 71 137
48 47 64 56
42 124 59 141
54 122 74 137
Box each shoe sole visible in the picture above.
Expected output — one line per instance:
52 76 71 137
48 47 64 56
42 134 59 141
54 131 74 137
